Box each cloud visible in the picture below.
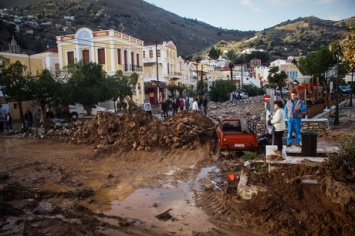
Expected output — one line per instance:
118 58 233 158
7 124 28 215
240 0 262 12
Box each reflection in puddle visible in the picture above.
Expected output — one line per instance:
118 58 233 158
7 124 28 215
99 166 220 234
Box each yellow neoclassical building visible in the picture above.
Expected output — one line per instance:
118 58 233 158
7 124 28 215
56 27 145 105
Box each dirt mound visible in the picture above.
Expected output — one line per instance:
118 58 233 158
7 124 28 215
197 160 355 236
53 109 216 151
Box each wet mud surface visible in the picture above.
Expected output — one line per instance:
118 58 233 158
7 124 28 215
0 102 355 235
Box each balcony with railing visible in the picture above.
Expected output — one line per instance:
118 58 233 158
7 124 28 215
122 64 143 73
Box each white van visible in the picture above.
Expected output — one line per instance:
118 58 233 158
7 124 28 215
68 103 107 121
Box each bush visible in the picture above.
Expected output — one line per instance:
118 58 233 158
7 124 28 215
339 134 355 167
327 134 355 182
242 84 264 96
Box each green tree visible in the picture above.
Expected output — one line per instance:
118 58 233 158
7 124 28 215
208 80 235 102
65 61 111 115
297 47 335 84
106 70 137 111
341 26 355 70
208 46 221 60
267 67 288 99
27 69 59 120
222 49 240 81
0 59 31 123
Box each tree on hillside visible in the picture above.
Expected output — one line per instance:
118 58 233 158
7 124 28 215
65 61 111 115
222 49 240 81
267 67 288 99
208 46 221 60
297 47 335 84
0 59 31 123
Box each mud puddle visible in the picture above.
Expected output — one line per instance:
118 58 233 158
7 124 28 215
89 166 232 235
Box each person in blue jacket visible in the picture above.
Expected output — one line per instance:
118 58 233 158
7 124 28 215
284 91 307 147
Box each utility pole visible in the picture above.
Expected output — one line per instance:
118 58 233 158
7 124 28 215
200 64 204 95
156 41 159 103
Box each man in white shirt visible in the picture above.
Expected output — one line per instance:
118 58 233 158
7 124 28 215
143 99 152 118
192 97 199 113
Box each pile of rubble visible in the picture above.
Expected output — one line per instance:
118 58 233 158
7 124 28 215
47 109 216 151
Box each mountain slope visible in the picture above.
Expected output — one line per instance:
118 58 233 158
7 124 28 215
0 0 353 58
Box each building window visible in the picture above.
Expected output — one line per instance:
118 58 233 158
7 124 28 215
136 54 140 67
149 50 153 58
67 51 74 65
131 51 134 71
124 50 128 71
157 50 161 57
143 51 145 58
82 50 89 64
117 49 121 64
98 48 105 64
55 63 60 77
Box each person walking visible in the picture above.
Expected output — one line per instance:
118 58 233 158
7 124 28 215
268 100 286 156
284 91 307 147
192 97 199 113
184 97 190 111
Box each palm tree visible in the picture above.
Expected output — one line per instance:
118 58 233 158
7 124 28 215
267 66 288 99
222 49 240 81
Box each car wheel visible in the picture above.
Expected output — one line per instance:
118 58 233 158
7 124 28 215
71 112 79 121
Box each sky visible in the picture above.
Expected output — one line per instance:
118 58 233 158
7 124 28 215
144 0 355 31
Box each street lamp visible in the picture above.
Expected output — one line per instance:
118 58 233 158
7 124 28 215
333 46 343 125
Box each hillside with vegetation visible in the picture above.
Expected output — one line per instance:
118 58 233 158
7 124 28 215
0 0 354 59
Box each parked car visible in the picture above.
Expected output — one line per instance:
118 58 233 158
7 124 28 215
338 85 352 94
239 91 249 99
275 87 290 95
68 103 107 121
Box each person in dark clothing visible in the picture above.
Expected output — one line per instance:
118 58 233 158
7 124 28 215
202 95 208 116
5 112 12 131
24 108 33 129
172 98 179 115
0 113 4 131
161 99 168 118
46 108 55 119
184 97 190 110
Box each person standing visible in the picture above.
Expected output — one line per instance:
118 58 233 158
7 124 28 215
143 99 152 118
202 95 208 116
184 97 190 111
161 99 168 118
6 112 12 131
179 98 184 111
46 108 54 120
0 113 4 131
34 108 41 128
284 91 307 147
192 97 199 113
24 108 33 129
268 100 286 156
172 98 179 115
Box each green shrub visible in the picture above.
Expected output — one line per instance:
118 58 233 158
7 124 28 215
339 134 355 167
240 151 259 161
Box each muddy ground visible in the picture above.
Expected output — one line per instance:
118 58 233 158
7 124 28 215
0 98 354 235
